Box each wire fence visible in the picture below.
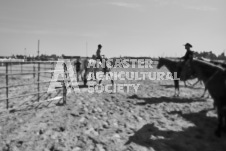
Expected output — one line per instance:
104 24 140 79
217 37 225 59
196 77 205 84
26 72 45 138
0 61 68 109
0 58 159 110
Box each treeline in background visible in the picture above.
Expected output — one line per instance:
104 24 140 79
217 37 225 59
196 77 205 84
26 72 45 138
1 51 226 61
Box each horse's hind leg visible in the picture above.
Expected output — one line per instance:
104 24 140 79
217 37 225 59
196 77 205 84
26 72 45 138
215 106 223 137
84 77 87 86
99 80 102 84
83 70 87 86
201 88 210 98
184 81 187 87
200 88 207 98
98 72 105 85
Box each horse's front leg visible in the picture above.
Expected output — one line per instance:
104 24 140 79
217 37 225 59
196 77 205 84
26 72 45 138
110 76 114 93
94 71 97 81
98 74 104 85
223 108 226 131
174 80 180 97
177 88 180 97
76 71 79 82
81 70 84 81
83 69 88 86
111 79 114 86
103 72 114 93
109 73 114 86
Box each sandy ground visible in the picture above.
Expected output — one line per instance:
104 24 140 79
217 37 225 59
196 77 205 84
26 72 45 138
0 65 226 151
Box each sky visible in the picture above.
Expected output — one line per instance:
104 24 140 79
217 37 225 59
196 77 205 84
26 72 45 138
0 0 225 58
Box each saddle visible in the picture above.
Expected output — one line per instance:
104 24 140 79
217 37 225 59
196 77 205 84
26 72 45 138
91 55 107 67
179 59 195 80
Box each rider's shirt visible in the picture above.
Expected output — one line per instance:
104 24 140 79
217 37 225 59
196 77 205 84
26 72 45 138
96 49 101 57
182 50 193 61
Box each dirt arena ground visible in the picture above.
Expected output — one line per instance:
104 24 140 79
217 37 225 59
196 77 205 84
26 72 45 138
0 64 226 151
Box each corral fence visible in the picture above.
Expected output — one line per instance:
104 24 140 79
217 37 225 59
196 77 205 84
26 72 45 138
0 60 70 110
0 58 160 110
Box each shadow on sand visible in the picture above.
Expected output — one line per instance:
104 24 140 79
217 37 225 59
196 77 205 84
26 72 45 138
125 110 226 151
128 94 206 105
159 84 203 89
78 84 88 88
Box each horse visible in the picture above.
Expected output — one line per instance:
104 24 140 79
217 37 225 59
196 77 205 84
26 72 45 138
71 58 83 82
189 59 226 137
157 57 198 96
82 57 115 87
197 57 226 98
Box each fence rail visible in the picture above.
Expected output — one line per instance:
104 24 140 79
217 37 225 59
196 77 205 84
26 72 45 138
0 59 159 110
0 61 68 109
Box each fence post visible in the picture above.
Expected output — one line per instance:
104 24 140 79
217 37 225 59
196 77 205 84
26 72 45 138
21 62 23 73
62 80 66 105
63 62 67 104
5 63 9 109
33 64 35 78
51 62 54 77
10 60 12 74
44 63 46 76
37 62 40 102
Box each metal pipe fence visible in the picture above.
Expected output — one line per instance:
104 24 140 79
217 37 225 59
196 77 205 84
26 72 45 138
0 61 68 109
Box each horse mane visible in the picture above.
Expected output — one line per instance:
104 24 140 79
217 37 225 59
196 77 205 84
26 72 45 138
159 57 181 72
199 57 226 69
191 59 225 81
211 61 226 68
159 57 181 63
193 59 225 71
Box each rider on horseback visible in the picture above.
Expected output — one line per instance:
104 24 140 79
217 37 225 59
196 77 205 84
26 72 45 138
96 44 108 72
96 44 103 63
178 43 194 80
181 43 193 62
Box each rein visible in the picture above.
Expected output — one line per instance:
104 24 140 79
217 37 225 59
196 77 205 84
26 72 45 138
204 70 220 87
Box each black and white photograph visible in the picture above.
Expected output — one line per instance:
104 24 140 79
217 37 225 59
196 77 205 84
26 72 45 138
0 0 226 150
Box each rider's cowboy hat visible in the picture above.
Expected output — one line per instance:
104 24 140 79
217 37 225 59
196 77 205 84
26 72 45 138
184 43 192 48
98 44 102 48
